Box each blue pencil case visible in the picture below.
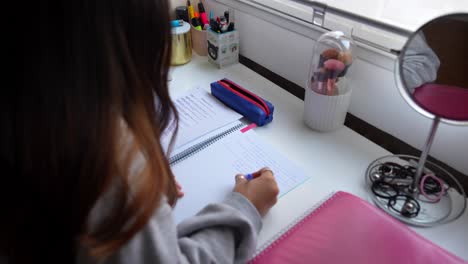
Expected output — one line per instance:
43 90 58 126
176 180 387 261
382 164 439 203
210 78 274 126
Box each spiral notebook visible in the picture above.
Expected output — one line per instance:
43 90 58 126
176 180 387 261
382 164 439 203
161 87 243 152
168 88 308 223
249 191 464 264
171 120 310 223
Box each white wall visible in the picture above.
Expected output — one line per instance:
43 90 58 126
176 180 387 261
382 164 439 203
205 0 468 175
169 0 185 19
170 0 210 18
170 0 186 10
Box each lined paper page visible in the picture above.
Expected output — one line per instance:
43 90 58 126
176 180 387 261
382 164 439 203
161 87 242 151
172 129 310 224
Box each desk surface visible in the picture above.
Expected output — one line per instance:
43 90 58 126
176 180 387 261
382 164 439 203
169 54 468 260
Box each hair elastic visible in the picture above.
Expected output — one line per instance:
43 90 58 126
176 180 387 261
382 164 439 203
371 180 399 199
420 174 445 202
388 195 421 218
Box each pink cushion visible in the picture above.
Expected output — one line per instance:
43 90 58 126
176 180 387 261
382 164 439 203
414 83 468 121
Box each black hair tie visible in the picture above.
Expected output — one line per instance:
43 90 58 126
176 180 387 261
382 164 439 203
388 195 421 218
371 180 399 200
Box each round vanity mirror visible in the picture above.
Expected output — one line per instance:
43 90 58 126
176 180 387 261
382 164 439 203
398 13 468 125
366 13 468 227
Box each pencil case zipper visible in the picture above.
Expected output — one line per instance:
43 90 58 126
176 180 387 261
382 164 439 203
217 79 271 116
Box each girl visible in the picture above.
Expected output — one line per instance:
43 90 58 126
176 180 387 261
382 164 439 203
1 0 279 263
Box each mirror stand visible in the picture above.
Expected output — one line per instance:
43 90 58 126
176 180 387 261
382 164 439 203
365 92 466 227
365 13 467 227
411 117 440 193
365 90 467 226
366 152 466 227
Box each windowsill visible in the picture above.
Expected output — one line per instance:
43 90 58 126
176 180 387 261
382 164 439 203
217 0 468 53
226 0 468 32
214 0 408 53
213 0 400 72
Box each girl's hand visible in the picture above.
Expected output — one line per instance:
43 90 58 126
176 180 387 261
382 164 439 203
233 168 279 216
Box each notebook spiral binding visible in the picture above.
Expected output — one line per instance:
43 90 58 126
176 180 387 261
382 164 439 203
250 191 338 262
170 122 245 165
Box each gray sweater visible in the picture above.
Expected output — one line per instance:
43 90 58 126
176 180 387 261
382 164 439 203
77 192 262 264
76 127 263 263
401 32 440 93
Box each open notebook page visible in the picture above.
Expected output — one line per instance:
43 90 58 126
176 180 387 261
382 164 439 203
160 87 242 152
171 128 310 224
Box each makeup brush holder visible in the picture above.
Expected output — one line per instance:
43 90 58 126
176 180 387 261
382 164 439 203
304 84 352 132
303 31 354 132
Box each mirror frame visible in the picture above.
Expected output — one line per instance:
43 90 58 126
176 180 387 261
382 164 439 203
395 12 468 126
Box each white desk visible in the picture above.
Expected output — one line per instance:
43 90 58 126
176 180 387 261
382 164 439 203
169 53 468 260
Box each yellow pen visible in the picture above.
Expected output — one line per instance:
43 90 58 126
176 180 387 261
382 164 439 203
187 0 195 20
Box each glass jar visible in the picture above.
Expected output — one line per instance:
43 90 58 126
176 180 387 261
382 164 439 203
307 31 354 96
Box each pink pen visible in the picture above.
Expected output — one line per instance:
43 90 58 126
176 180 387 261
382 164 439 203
198 2 209 26
246 171 262 180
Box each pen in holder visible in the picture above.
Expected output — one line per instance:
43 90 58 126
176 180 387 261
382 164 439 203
303 31 354 132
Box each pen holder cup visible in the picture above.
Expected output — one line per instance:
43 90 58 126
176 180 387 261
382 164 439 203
171 21 192 66
191 25 208 56
303 86 352 132
207 29 239 68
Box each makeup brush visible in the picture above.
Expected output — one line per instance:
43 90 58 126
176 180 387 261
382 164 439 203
312 68 328 94
338 51 353 77
319 48 340 68
324 59 345 95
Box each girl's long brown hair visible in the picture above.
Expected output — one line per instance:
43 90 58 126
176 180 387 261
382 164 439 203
1 0 177 263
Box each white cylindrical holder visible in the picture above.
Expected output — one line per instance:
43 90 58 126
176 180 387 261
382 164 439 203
303 87 351 132
303 31 354 132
